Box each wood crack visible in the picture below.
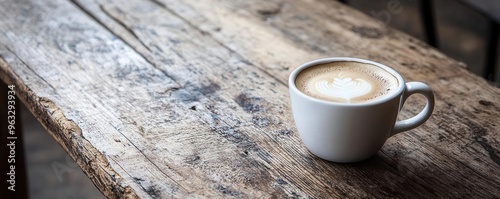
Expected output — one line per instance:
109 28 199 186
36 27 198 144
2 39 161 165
3 46 57 92
107 157 140 198
109 123 190 193
467 123 500 167
149 0 288 87
377 149 439 198
98 4 153 53
68 0 182 88
420 133 500 189
457 113 500 168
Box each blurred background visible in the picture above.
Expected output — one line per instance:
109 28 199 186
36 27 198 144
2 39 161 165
343 0 500 85
20 103 104 199
7 0 500 199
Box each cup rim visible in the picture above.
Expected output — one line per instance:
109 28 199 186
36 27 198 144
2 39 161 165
289 57 406 106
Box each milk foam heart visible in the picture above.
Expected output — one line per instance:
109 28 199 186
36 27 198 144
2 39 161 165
315 77 372 102
295 61 399 103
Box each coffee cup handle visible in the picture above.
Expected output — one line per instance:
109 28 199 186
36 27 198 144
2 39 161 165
391 82 435 136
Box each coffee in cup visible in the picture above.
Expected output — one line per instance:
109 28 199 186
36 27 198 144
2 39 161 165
294 61 399 103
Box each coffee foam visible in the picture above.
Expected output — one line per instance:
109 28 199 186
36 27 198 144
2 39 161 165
295 61 399 103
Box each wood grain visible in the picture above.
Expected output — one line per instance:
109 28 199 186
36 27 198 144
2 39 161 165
1 0 499 198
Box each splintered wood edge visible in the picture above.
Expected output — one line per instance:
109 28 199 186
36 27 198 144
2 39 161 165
0 58 138 199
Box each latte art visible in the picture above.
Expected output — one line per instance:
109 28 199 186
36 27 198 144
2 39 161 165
316 77 372 102
295 61 399 103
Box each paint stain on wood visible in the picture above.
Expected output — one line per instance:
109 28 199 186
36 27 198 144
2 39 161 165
171 89 198 103
257 3 282 17
171 81 221 103
145 185 161 198
479 100 493 107
216 184 244 197
278 130 292 136
215 126 258 152
252 116 270 126
351 26 383 39
234 93 264 113
185 155 201 165
198 81 221 96
275 178 288 186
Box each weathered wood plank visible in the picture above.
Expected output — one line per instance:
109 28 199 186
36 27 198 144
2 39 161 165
0 0 499 198
73 1 495 197
150 0 500 195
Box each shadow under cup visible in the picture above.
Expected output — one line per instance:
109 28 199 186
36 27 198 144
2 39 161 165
289 57 434 163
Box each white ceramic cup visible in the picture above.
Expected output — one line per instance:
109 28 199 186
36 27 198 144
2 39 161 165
289 57 435 162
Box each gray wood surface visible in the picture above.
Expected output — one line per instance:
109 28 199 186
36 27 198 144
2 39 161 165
1 0 499 198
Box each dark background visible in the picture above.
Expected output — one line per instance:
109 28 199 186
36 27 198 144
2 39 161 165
346 0 500 84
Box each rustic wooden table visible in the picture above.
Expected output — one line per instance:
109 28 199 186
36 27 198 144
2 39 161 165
1 0 499 198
